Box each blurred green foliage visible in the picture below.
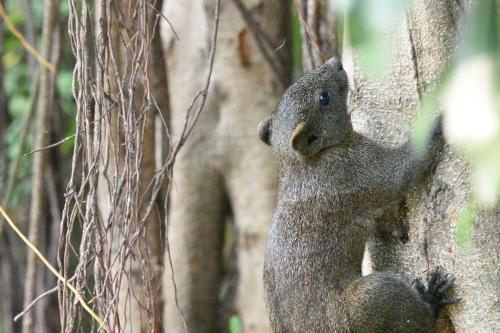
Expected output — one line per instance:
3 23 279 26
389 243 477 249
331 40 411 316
229 314 242 333
2 1 35 206
449 0 499 215
343 0 499 245
2 0 75 205
345 0 410 75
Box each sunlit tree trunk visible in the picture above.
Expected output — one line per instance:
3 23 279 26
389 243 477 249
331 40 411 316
341 1 499 332
95 0 168 331
161 0 291 331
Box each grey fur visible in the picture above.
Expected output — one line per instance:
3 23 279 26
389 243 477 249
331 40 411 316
259 58 456 332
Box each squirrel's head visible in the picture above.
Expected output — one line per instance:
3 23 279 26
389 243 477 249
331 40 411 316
258 57 352 160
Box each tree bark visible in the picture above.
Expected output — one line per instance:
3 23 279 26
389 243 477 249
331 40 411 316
161 1 291 331
95 0 168 331
342 1 499 332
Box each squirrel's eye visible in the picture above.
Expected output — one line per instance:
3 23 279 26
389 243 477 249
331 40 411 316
318 91 330 106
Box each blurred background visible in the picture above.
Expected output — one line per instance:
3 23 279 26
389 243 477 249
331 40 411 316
0 0 497 332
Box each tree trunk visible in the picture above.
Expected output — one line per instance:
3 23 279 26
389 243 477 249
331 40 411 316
161 1 291 331
342 1 499 332
95 0 168 331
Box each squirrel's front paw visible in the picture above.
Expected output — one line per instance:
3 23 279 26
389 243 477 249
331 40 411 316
412 266 461 315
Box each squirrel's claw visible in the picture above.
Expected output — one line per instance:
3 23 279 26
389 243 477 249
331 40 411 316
412 266 460 315
434 296 462 313
412 278 428 300
436 274 456 296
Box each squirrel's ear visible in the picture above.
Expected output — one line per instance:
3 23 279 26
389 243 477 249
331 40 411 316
258 117 273 145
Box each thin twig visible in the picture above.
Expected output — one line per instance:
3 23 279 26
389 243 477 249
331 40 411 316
293 0 325 64
274 38 287 52
147 1 179 40
0 206 109 331
138 0 222 224
0 2 55 72
22 1 59 330
16 286 57 323
22 110 108 158
25 134 76 156
140 2 222 331
58 0 220 330
14 271 81 322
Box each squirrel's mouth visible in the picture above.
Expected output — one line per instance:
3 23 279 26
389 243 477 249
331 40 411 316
290 121 323 157
307 134 319 145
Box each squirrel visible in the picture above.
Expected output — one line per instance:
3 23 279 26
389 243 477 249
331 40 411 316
258 58 459 332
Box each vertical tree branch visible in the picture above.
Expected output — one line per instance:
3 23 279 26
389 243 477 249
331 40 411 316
0 2 13 332
21 0 37 77
0 0 7 186
294 0 324 71
295 0 343 72
21 0 59 332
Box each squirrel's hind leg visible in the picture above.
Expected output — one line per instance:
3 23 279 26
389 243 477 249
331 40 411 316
340 272 437 332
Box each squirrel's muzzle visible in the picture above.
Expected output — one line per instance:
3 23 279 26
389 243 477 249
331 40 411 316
291 121 320 156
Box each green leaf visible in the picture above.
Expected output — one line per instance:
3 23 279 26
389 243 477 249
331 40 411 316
229 315 242 333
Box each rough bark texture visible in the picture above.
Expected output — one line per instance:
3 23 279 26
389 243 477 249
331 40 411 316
145 1 170 330
95 0 167 331
342 1 499 332
161 1 291 331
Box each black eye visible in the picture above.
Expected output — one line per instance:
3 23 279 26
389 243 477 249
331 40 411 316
318 91 330 106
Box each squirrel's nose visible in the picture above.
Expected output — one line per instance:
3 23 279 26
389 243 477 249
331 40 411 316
326 57 343 71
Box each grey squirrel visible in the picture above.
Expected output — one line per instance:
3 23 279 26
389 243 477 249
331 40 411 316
258 58 459 332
